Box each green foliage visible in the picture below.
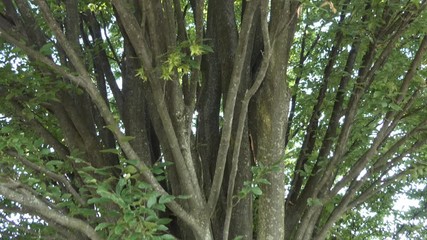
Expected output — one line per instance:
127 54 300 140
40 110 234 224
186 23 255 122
1 0 427 239
159 40 212 81
238 162 281 198
62 158 175 239
134 38 213 82
0 126 174 239
307 197 323 207
135 67 148 81
87 2 108 13
90 177 174 240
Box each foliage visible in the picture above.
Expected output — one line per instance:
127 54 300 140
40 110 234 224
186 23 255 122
0 0 427 239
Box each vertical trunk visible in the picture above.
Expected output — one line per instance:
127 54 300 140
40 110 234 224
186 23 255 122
251 1 298 239
122 38 155 165
201 0 240 238
252 71 290 240
226 6 264 238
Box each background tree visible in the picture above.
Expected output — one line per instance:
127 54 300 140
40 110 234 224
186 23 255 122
0 0 427 239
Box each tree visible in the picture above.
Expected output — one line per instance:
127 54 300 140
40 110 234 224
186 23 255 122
0 0 427 239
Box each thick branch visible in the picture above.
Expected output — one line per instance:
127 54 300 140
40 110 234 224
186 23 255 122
112 1 204 207
0 180 102 240
111 0 153 71
222 1 271 237
206 0 259 216
0 13 200 236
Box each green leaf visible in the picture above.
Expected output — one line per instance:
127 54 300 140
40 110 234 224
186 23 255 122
97 188 126 207
145 215 157 222
307 197 323 207
87 3 96 12
99 148 120 155
157 218 172 225
176 194 191 200
147 194 157 208
251 186 263 196
33 138 44 148
154 161 174 168
70 207 96 217
153 203 166 212
201 44 213 53
161 234 176 240
137 182 151 189
126 159 141 167
124 165 138 174
129 233 144 240
114 224 125 235
119 135 135 142
159 194 175 204
389 102 402 111
45 160 63 170
26 177 40 186
190 44 203 56
157 224 168 231
257 179 271 185
152 167 164 175
135 67 148 81
155 175 166 181
40 42 54 55
95 222 113 231
41 148 51 155
115 178 127 195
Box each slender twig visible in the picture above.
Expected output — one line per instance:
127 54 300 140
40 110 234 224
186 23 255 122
99 11 121 66
6 150 86 205
34 0 89 79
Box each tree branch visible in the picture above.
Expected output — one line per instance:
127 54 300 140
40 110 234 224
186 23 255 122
5 150 86 205
315 137 427 240
34 0 89 79
111 0 154 72
395 35 427 103
7 100 70 159
112 1 204 207
206 0 259 217
1 8 201 236
287 17 346 204
305 9 413 205
0 179 102 240
84 12 124 114
328 34 427 196
222 1 272 237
